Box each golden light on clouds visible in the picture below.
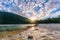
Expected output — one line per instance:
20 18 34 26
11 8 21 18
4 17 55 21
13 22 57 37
29 16 37 22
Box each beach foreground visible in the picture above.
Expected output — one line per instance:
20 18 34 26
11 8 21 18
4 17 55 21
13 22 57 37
0 24 60 40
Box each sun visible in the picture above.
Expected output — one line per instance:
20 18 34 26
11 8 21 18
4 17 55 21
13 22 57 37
29 17 37 22
30 18 36 21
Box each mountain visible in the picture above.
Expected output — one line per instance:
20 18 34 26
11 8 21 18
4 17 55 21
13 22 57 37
0 11 30 24
37 16 60 23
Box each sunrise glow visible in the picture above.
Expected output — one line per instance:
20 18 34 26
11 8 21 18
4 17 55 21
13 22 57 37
29 17 37 22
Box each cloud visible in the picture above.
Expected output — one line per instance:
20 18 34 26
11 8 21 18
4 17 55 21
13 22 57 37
0 0 60 20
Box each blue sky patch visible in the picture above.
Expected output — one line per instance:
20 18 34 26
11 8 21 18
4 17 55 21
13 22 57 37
50 7 60 14
34 6 41 12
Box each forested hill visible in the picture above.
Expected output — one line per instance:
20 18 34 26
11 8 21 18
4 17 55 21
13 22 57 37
37 17 60 23
0 11 30 24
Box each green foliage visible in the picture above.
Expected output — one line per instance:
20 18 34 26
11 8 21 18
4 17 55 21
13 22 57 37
37 17 60 23
0 11 30 24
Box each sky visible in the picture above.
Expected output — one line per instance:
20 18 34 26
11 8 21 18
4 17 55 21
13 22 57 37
0 0 60 20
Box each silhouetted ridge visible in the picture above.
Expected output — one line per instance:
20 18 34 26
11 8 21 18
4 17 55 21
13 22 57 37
37 16 60 23
0 11 30 24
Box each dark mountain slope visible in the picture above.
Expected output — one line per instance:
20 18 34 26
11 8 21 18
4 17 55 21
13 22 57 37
37 17 60 23
0 11 30 24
